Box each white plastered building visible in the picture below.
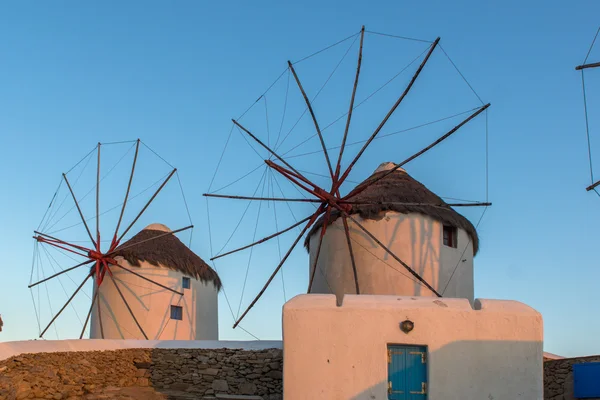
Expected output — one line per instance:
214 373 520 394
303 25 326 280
307 162 477 303
289 162 543 399
90 223 220 340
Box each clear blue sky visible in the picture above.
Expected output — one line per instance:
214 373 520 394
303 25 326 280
1 1 599 358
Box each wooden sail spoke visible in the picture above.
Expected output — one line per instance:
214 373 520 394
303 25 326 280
116 168 177 244
112 139 140 249
576 61 600 70
586 180 600 192
232 119 304 178
111 262 184 296
307 209 331 293
63 173 97 248
96 143 101 253
33 231 92 253
108 225 193 256
31 139 194 340
34 236 88 258
288 61 335 180
203 193 320 203
344 103 490 200
212 215 312 261
265 160 322 199
28 259 95 288
80 284 101 339
341 210 441 297
336 37 441 190
40 272 93 338
233 206 325 328
106 266 148 340
336 25 365 180
342 215 360 294
97 278 105 339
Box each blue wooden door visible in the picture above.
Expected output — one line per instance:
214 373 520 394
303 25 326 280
387 345 427 400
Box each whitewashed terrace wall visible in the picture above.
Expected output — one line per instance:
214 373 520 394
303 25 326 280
283 294 543 400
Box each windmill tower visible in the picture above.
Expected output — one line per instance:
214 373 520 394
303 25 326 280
29 139 216 340
205 26 491 330
90 223 221 340
306 162 477 304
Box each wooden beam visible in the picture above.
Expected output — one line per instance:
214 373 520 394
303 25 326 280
344 103 490 200
233 206 325 328
576 62 600 70
116 168 177 244
336 37 441 190
212 215 312 261
342 215 359 294
586 179 600 192
342 211 441 297
63 173 97 248
336 25 365 179
106 266 148 340
112 139 140 247
40 272 93 338
307 209 331 293
203 193 320 203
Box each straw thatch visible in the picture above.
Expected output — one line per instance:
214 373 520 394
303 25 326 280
113 226 221 290
305 165 479 254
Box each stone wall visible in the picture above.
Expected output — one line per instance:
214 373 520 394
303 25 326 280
544 355 600 400
151 348 282 397
0 347 282 400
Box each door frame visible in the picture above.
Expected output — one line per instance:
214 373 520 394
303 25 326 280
386 343 429 399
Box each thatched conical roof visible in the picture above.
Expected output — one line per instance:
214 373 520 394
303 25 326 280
306 162 479 254
112 224 221 290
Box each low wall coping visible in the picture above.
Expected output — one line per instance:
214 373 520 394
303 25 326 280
284 294 540 315
0 339 282 361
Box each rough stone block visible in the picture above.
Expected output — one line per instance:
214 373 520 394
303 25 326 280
239 383 257 395
212 379 229 392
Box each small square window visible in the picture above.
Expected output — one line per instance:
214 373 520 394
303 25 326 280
170 305 183 320
443 225 457 248
182 277 191 289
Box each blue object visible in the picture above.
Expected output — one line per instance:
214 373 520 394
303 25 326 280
170 305 183 320
182 276 191 289
573 362 600 398
387 345 428 399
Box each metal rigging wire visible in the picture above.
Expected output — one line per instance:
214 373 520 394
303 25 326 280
206 26 491 330
584 26 600 65
31 139 195 340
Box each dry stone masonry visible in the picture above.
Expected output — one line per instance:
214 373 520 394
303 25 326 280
150 348 282 398
0 347 282 400
544 355 600 399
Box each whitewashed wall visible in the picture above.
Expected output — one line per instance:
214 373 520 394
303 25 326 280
283 294 543 400
308 211 474 303
89 258 218 340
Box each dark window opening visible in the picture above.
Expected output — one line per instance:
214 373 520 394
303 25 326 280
170 305 183 320
182 277 191 289
443 225 457 248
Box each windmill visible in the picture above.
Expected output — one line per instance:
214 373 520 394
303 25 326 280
204 26 491 332
28 140 216 340
578 27 600 195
